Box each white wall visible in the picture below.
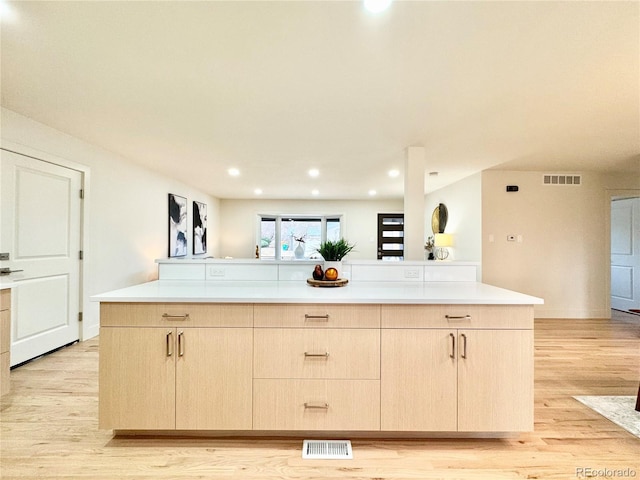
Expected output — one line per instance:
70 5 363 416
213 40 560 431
1 108 220 339
482 170 640 319
425 172 482 263
219 198 403 260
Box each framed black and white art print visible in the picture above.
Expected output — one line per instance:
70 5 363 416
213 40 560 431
168 193 187 257
193 200 207 255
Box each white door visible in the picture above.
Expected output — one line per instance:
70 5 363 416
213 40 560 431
0 150 82 365
611 197 640 312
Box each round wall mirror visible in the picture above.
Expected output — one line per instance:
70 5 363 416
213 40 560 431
431 203 448 234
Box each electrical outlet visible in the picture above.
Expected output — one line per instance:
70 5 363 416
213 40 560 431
210 268 225 277
404 268 420 279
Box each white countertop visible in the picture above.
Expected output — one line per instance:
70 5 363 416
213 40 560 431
92 280 543 305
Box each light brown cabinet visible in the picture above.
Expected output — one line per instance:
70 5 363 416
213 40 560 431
253 379 380 431
99 303 253 431
0 288 10 396
99 327 176 430
457 329 533 431
175 327 252 430
98 301 534 435
253 303 381 431
381 329 457 431
381 305 534 432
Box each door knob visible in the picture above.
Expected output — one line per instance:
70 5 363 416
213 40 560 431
0 267 23 276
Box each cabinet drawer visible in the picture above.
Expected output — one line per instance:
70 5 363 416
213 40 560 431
254 304 380 328
253 379 380 431
0 309 10 354
0 289 10 312
381 305 533 329
100 303 253 327
254 329 380 379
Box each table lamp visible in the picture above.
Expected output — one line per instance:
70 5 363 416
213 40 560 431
434 233 453 260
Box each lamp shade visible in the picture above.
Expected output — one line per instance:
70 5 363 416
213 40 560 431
434 233 453 248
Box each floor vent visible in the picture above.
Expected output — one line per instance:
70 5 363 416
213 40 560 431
302 440 353 459
543 174 582 186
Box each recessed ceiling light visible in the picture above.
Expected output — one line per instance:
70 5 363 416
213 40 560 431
388 169 400 178
308 168 319 178
227 167 240 177
364 0 392 14
0 1 18 23
368 189 377 196
254 188 263 195
311 189 319 196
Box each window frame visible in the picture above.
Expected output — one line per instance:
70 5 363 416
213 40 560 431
257 214 343 260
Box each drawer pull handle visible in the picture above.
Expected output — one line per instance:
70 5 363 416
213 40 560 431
178 331 185 357
162 313 190 321
304 314 329 321
445 315 471 321
449 333 455 359
166 331 173 357
304 402 329 409
304 352 330 358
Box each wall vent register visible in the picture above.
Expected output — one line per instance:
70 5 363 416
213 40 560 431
543 174 582 186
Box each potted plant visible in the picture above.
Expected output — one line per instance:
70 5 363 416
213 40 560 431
425 235 435 260
316 238 355 279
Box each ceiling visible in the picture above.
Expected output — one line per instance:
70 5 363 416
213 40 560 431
1 0 638 199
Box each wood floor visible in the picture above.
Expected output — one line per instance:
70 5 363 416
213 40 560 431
1 314 639 479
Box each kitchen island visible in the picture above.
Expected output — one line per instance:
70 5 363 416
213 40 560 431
94 279 542 437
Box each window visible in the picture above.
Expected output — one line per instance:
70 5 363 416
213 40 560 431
259 215 342 260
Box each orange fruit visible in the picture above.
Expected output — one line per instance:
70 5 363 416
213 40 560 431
324 267 338 281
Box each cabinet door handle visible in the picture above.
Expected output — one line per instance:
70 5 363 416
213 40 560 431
166 331 173 357
445 315 471 321
162 313 190 321
304 351 330 358
304 314 329 321
449 333 455 359
178 331 185 357
460 333 467 359
304 402 329 410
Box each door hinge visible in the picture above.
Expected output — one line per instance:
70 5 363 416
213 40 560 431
79 250 84 260
79 189 84 199
78 312 83 322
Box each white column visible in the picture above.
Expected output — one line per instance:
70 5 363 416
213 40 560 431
404 146 426 260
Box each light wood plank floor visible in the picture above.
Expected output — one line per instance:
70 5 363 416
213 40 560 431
1 315 639 479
